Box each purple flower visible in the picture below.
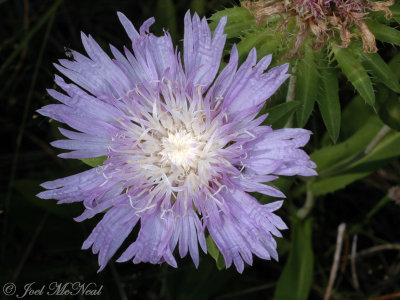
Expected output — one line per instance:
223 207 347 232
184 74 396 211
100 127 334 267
37 11 317 273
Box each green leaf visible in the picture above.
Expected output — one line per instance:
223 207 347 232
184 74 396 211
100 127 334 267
295 48 319 127
311 129 400 196
311 115 383 172
376 84 400 130
236 30 280 64
365 20 400 46
360 129 400 162
264 101 301 128
361 52 400 93
370 4 400 24
388 52 400 80
206 235 225 270
209 7 256 39
318 63 341 143
81 156 107 167
391 5 400 24
311 172 364 196
274 218 313 300
155 0 178 42
259 177 295 204
333 46 375 106
341 95 374 140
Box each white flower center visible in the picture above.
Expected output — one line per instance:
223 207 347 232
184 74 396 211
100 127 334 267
160 129 202 170
117 83 236 194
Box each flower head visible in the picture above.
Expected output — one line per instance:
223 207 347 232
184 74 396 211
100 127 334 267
37 11 317 273
243 0 394 57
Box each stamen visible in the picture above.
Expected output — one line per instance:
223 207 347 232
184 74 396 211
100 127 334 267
212 184 227 197
245 130 256 139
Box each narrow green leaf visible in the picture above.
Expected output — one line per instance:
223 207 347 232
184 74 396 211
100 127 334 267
0 0 64 75
376 84 400 130
274 218 313 300
333 46 375 106
265 101 301 128
362 52 400 93
259 177 295 204
388 52 400 79
311 172 365 196
318 63 341 143
311 115 383 172
209 7 256 39
360 129 400 161
155 0 178 42
349 194 392 234
206 235 225 270
341 95 374 140
311 129 400 196
390 4 400 23
365 195 391 220
295 48 319 127
81 156 107 168
365 20 400 46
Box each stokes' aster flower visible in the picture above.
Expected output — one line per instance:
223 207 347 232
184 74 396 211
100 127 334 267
37 11 316 273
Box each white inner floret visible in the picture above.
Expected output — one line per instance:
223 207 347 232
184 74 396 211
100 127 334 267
115 82 242 199
123 107 227 192
160 129 203 171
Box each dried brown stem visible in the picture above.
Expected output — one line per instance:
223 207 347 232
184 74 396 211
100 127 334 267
356 244 400 258
324 223 346 300
350 235 360 290
366 292 400 300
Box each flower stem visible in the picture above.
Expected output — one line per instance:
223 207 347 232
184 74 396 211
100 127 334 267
284 60 298 128
297 182 315 219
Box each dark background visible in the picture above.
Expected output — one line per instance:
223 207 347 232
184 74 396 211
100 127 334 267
1 0 400 299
